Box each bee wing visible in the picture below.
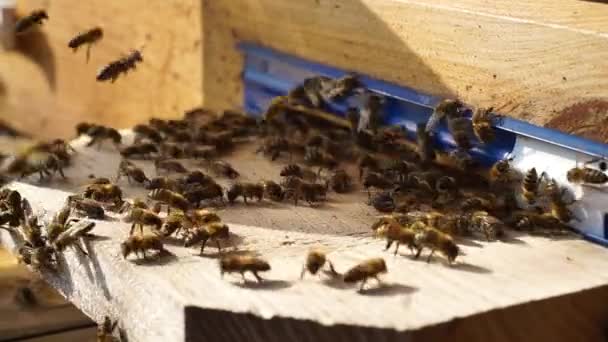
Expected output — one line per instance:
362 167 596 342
55 221 95 241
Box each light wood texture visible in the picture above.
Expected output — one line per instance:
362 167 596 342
1 134 608 341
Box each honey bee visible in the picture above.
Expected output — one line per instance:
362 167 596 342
521 168 546 204
181 170 215 187
446 149 477 172
257 136 291 161
460 195 496 212
183 144 217 160
300 249 338 279
346 107 360 136
369 191 395 213
121 233 165 260
0 189 30 228
97 49 143 83
6 151 67 181
468 211 505 241
567 164 607 185
68 27 103 61
283 177 327 206
119 143 158 159
116 159 149 185
148 189 190 213
184 222 230 255
363 172 394 198
435 176 457 194
507 210 567 233
17 245 56 271
376 217 417 255
160 210 191 237
425 99 464 133
66 195 105 219
358 92 384 134
28 139 75 165
414 228 459 264
447 116 473 150
357 154 381 180
15 10 48 34
489 157 514 187
207 160 239 179
343 258 387 291
188 209 222 226
51 220 96 255
182 183 224 206
425 212 470 237
322 73 361 100
280 164 317 182
546 179 578 223
263 181 285 202
78 124 122 148
328 169 352 193
84 183 123 206
144 176 181 191
154 159 188 175
133 124 162 144
123 208 163 235
304 148 338 172
96 316 118 342
220 254 271 282
472 107 497 144
227 182 264 204
416 123 436 164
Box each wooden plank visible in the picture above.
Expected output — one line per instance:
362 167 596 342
2 134 608 341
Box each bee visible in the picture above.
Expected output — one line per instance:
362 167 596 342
84 183 123 206
435 176 457 194
184 222 230 255
468 211 505 241
283 177 327 206
51 220 96 255
460 195 496 212
97 50 143 83
116 159 149 185
425 99 464 133
119 143 158 159
546 179 578 223
567 165 607 185
80 124 122 148
472 107 497 144
346 107 360 136
6 151 67 180
29 139 75 165
369 191 395 213
416 123 436 164
414 228 459 264
159 142 185 160
299 76 333 108
357 154 381 180
160 210 191 238
181 170 215 187
343 258 388 291
123 208 162 235
363 172 394 198
227 182 264 204
219 254 271 283
121 233 165 260
447 116 473 150
42 205 70 242
263 181 285 202
508 210 566 233
300 249 338 279
17 245 56 271
144 176 181 191
67 195 105 219
182 183 224 206
207 160 239 179
148 189 189 213
328 169 352 193
426 212 470 237
280 164 317 182
406 171 441 193
376 217 417 255
446 149 477 172
257 137 291 161
97 316 118 342
154 159 188 175
188 209 221 226
15 10 48 34
322 73 360 101
133 124 162 144
521 168 546 204
304 148 338 172
358 92 384 134
183 144 216 160
489 157 514 187
68 27 103 61
0 189 30 228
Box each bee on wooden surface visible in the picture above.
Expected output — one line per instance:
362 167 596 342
280 164 317 182
123 208 163 235
263 180 285 202
154 159 188 175
521 167 546 204
363 172 394 198
426 212 470 237
472 107 497 144
188 209 221 226
119 143 158 159
17 245 56 271
66 195 105 219
84 183 123 206
184 222 230 255
284 177 327 206
300 249 338 279
507 210 567 233
181 170 215 188
7 152 67 181
328 169 352 193
148 189 189 213
468 211 505 241
183 144 216 160
97 49 143 83
51 220 96 255
414 228 459 264
489 157 514 187
220 254 271 283
160 209 191 238
121 233 165 260
117 197 149 214
256 136 291 161
15 10 48 34
116 159 149 185
376 217 417 255
29 139 75 165
68 27 103 61
425 99 464 133
144 176 181 191
343 258 388 292
369 191 395 213
304 148 338 173
567 165 607 185
79 124 122 148
182 183 224 207
227 182 264 204
416 123 436 164
97 316 118 342
133 124 162 144
207 160 239 179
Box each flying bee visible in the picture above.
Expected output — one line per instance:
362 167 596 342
567 164 607 185
489 157 515 187
97 316 118 342
133 124 162 144
68 27 103 61
84 183 123 206
343 258 388 292
97 49 143 83
50 220 96 255
220 254 271 283
182 183 224 207
284 177 327 206
80 124 122 148
123 208 162 235
363 172 394 198
148 189 189 213
300 249 339 279
184 222 230 255
521 167 546 204
119 143 158 159
468 211 505 241
472 107 497 144
66 195 105 219
263 181 285 202
414 228 459 264
416 123 436 164
304 148 338 173
15 10 48 34
447 116 473 150
227 182 264 204
121 233 165 260
425 99 464 133
116 159 149 185
207 160 239 179
154 159 188 175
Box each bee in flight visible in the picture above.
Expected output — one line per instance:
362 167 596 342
68 27 103 62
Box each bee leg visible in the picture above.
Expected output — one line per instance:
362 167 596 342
244 196 248 205
75 242 88 256
426 249 436 263
414 247 423 259
253 271 264 283
384 239 393 251
394 242 401 256
300 267 307 279
86 44 91 63
57 167 66 179
327 261 339 276
215 240 222 253
240 272 246 282
358 278 367 292
129 223 136 236
142 250 147 259
199 239 208 255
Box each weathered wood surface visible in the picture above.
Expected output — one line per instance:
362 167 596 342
1 135 608 341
